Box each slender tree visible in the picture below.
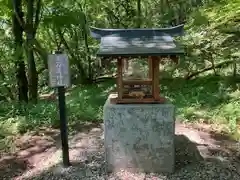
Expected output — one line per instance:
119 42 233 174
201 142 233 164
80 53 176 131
13 0 42 103
136 0 141 28
26 0 38 102
12 0 28 102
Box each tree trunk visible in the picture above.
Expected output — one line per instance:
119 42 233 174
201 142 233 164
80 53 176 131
12 0 28 102
16 61 29 102
136 0 141 28
26 0 38 103
83 14 93 83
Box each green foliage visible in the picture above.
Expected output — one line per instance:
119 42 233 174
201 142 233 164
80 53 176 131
179 0 240 78
1 74 240 151
163 75 240 127
0 80 114 135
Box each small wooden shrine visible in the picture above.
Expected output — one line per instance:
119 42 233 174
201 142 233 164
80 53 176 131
91 25 185 104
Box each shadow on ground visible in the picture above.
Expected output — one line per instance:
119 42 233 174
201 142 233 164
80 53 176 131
0 156 30 179
0 75 239 179
0 122 102 180
22 132 240 180
174 135 203 170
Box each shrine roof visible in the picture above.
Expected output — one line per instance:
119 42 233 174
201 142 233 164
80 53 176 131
90 24 185 57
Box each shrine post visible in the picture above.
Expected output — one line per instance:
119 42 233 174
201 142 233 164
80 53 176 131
48 51 71 167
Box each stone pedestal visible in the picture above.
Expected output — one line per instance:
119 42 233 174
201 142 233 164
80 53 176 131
103 96 175 173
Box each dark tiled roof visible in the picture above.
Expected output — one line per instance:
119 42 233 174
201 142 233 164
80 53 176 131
90 25 185 57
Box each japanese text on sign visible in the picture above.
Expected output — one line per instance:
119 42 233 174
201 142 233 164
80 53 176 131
48 54 70 87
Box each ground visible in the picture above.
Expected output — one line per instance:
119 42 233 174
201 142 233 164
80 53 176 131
0 121 239 180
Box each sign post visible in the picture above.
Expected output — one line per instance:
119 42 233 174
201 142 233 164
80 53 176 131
48 51 71 167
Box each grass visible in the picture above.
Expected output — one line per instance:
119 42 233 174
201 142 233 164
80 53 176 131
0 75 239 150
0 81 115 152
163 76 240 130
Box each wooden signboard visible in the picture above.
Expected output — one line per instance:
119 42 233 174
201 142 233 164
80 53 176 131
47 52 71 167
48 53 70 88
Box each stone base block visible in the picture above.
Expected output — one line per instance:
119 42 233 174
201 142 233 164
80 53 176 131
103 96 175 173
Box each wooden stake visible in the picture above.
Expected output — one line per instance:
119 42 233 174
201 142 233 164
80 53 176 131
117 57 123 100
151 56 160 100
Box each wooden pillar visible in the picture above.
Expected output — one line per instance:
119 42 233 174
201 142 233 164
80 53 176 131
124 58 129 73
117 57 123 100
151 56 160 100
148 57 152 79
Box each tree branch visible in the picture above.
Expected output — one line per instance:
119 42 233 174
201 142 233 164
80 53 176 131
12 0 26 30
32 38 48 69
186 60 235 80
33 0 42 36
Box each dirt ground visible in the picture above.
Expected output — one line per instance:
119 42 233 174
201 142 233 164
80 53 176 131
0 121 239 180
